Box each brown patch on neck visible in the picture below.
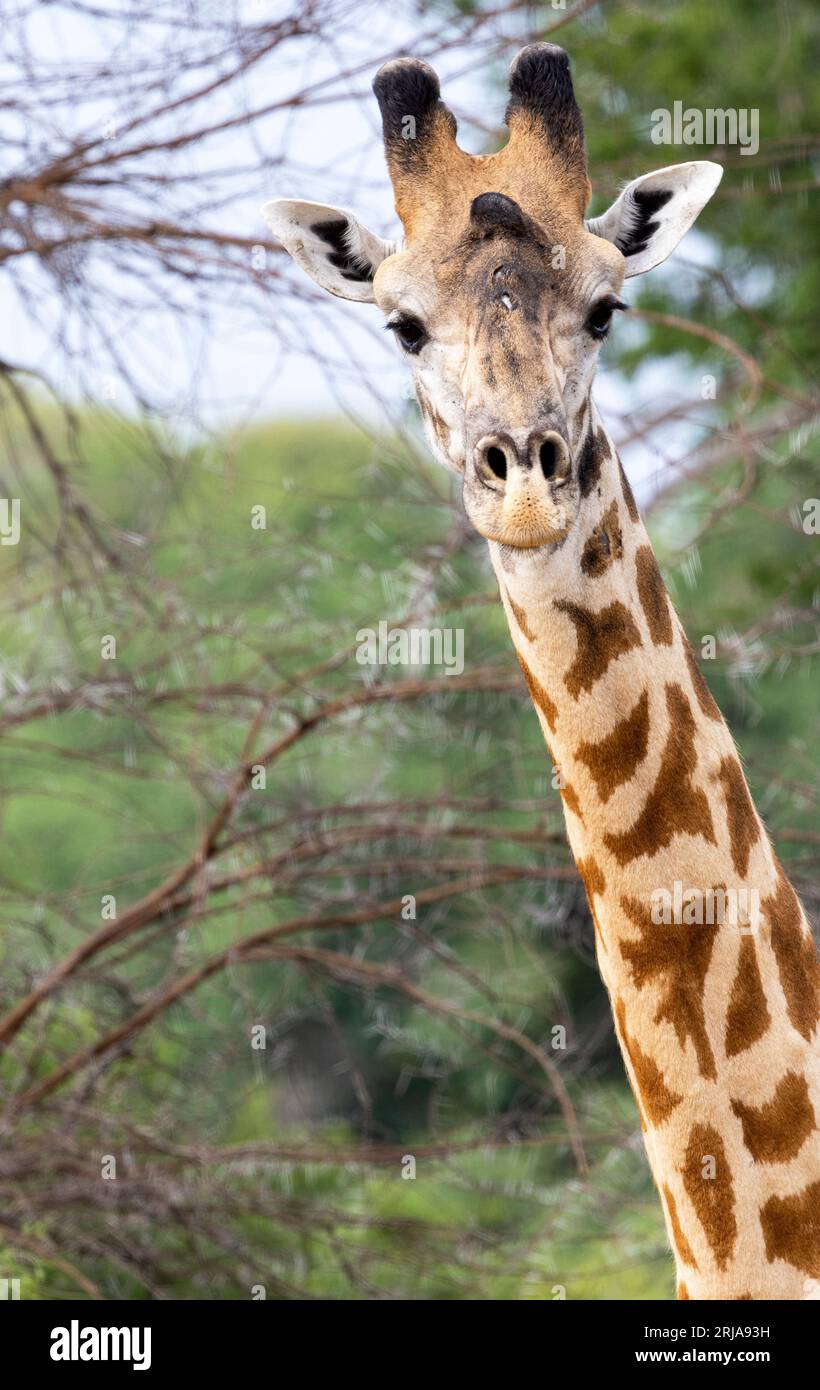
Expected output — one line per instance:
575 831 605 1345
554 598 642 698
620 893 718 1080
725 937 771 1058
715 757 761 878
683 638 722 722
578 855 605 900
560 779 584 824
677 1280 690 1300
664 1185 699 1270
507 592 536 643
681 1123 738 1272
574 688 649 804
614 999 682 1126
635 545 673 646
580 499 623 578
760 1180 820 1275
618 457 640 523
577 855 605 951
731 1071 816 1164
603 683 717 867
763 864 820 1043
516 651 558 733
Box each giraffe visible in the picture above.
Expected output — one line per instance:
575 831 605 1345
264 44 820 1300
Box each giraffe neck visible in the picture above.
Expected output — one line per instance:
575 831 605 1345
489 406 820 1299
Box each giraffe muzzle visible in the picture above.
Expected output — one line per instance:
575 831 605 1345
464 429 575 548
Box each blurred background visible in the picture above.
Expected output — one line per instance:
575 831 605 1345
0 0 817 1300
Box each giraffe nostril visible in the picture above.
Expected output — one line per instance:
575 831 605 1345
487 446 507 480
539 438 559 479
535 431 570 483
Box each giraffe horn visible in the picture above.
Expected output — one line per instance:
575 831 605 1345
505 44 591 214
372 56 459 234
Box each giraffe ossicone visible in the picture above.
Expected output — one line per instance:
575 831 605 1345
266 42 820 1300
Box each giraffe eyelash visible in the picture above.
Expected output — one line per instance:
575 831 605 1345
386 315 427 354
587 296 628 340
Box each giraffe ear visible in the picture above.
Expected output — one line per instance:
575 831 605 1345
586 162 723 277
262 199 396 303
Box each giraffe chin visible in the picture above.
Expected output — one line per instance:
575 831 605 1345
470 519 571 550
462 491 573 550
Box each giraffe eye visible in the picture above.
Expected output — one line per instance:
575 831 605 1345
387 316 427 354
587 296 627 340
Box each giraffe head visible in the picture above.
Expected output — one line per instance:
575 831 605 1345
266 45 721 549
